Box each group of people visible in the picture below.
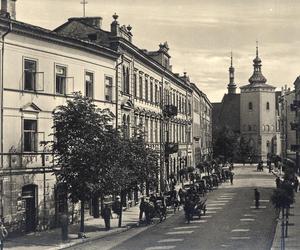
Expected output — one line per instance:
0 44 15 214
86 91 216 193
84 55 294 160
276 176 299 192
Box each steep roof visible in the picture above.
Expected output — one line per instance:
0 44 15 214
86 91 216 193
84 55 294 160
212 93 240 133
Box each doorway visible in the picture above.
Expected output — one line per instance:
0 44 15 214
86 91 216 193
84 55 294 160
22 184 38 232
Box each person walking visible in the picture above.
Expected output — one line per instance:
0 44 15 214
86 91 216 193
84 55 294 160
0 220 8 250
139 197 146 221
254 188 260 209
267 159 272 173
102 204 112 230
112 196 121 218
276 177 281 188
294 177 299 193
230 172 234 185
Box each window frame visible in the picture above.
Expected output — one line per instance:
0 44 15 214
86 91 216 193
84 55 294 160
84 70 94 99
55 64 67 95
248 102 253 111
23 57 38 91
104 75 113 102
23 119 38 152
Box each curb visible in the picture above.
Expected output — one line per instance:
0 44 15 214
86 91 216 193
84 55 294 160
48 210 177 250
47 223 138 250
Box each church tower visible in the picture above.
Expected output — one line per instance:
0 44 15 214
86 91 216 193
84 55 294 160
227 52 237 94
240 43 279 161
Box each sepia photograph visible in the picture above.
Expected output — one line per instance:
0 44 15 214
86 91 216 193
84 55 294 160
0 0 299 249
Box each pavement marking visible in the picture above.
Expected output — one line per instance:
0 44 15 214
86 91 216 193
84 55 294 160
206 203 226 206
221 244 231 248
217 197 232 200
230 236 251 240
190 220 207 223
209 200 229 203
173 226 199 230
231 229 250 232
145 246 176 250
253 199 269 202
250 206 267 209
206 211 217 214
158 239 184 243
240 218 255 222
206 207 222 210
201 215 212 218
243 214 255 217
166 230 194 235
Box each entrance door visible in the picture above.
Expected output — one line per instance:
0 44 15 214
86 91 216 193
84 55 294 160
22 184 38 232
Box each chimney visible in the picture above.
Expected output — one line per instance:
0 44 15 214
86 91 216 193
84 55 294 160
1 0 17 19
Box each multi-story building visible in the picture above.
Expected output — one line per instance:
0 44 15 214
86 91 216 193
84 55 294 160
0 2 212 233
191 83 213 167
54 14 195 189
278 86 296 160
0 12 119 233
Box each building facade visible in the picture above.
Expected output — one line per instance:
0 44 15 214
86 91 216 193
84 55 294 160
0 3 212 233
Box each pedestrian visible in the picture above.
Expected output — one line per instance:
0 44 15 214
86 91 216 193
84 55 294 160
230 172 234 185
267 159 272 173
139 197 146 221
112 196 121 218
0 220 8 250
184 197 193 224
102 204 112 230
254 188 260 209
276 177 281 188
294 177 299 193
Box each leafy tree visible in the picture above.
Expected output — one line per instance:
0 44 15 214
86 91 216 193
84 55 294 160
52 92 114 237
213 126 238 162
238 136 256 163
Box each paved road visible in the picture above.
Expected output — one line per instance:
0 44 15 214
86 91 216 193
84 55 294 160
67 165 278 250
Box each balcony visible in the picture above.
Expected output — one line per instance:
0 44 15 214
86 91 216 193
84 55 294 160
165 142 179 156
163 105 178 117
290 122 299 131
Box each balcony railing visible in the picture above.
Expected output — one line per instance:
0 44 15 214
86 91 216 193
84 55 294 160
1 152 55 169
163 105 178 117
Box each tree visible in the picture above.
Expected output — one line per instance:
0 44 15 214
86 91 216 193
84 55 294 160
238 136 256 163
213 126 238 162
52 92 114 237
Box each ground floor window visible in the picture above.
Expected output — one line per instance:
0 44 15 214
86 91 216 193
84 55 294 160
23 119 37 152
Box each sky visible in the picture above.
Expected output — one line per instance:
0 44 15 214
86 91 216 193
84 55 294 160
15 0 300 102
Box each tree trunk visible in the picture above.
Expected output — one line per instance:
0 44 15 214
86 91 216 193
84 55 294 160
79 200 85 237
118 190 125 228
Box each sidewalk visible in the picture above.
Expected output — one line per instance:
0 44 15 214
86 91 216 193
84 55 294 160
271 180 300 249
4 205 143 250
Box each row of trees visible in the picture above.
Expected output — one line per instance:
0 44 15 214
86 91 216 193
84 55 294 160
51 93 159 236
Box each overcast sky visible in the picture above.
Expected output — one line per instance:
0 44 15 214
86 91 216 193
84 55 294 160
16 0 300 102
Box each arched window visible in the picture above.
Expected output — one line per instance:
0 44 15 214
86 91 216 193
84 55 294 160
248 102 253 110
266 102 270 110
266 125 270 131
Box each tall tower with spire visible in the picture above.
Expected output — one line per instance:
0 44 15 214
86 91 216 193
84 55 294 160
239 43 279 161
227 52 237 94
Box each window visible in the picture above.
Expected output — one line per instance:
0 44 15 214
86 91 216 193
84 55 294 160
150 120 153 142
23 119 37 152
85 71 94 98
139 76 143 99
266 102 270 110
145 78 149 101
154 120 158 143
150 81 153 103
122 66 130 95
24 59 37 91
56 65 67 95
155 84 158 104
105 76 113 101
145 119 149 142
248 102 253 111
133 73 137 97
